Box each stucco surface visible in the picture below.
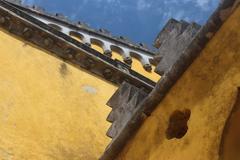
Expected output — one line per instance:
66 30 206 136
0 30 117 159
117 6 240 160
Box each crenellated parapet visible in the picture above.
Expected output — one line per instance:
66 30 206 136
9 1 157 73
3 1 202 79
106 82 147 140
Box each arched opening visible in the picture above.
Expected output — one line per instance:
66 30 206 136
220 88 240 160
90 38 104 54
110 45 124 62
69 31 84 43
130 52 160 82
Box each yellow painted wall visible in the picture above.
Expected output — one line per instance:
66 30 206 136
92 43 104 54
0 29 117 160
117 6 240 160
131 57 159 82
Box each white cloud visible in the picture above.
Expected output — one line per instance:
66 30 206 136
165 0 219 10
162 9 189 22
189 0 219 10
92 0 119 3
22 0 35 4
195 0 211 9
137 0 152 10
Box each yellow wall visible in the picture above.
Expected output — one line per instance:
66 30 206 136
117 6 240 160
0 30 117 160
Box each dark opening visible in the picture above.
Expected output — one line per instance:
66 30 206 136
166 109 191 139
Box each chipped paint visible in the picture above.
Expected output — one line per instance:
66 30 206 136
82 85 97 94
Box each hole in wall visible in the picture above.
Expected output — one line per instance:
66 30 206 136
166 109 191 140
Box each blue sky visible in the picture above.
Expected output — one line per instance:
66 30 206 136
22 0 219 46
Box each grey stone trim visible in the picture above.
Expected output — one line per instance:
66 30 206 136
105 81 147 146
6 1 157 72
33 16 155 72
5 0 20 4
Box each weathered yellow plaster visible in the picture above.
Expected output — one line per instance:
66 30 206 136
117 6 240 160
0 30 117 159
131 57 159 82
111 50 123 62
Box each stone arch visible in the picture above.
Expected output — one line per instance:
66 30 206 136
69 31 84 42
130 52 143 63
90 38 104 53
110 45 124 61
130 52 152 72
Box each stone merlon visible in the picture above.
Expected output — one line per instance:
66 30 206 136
154 19 201 75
